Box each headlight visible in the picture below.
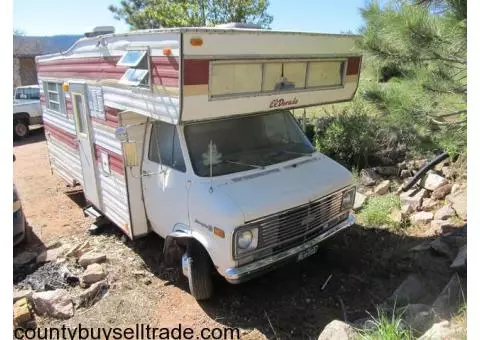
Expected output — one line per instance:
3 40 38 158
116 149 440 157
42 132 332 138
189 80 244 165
342 187 356 210
235 228 258 256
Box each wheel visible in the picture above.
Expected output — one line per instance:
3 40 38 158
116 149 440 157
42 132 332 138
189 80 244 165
186 242 214 300
14 119 29 139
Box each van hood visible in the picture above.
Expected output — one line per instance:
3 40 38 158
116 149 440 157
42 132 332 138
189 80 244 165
216 154 353 222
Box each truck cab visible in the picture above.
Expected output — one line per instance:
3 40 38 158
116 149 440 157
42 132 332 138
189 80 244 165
13 85 42 139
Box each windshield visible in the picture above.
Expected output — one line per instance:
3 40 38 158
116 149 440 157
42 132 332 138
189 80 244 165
184 111 315 177
15 87 40 100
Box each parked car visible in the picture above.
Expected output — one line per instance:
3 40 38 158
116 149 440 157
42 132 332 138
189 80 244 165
13 85 42 139
13 155 26 246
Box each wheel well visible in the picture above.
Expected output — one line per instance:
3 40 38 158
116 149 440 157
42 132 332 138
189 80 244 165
14 113 30 124
163 235 212 267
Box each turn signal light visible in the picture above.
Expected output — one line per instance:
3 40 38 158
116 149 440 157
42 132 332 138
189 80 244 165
190 38 203 47
163 48 172 56
213 227 225 238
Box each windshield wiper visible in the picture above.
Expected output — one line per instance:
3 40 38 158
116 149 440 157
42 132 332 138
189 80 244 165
273 150 314 157
223 159 265 169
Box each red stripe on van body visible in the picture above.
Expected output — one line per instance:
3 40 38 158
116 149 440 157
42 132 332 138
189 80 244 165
183 59 209 85
346 56 362 76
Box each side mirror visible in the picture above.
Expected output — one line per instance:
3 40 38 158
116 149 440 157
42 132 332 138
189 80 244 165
114 127 128 142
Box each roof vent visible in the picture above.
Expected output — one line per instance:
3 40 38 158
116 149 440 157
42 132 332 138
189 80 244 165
85 26 115 37
214 22 263 29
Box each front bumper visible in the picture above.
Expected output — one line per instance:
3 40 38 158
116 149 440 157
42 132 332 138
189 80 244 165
224 214 355 284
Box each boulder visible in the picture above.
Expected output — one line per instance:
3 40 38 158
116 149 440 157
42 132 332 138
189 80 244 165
418 321 455 340
36 245 68 264
373 180 390 195
446 189 467 220
13 251 37 268
73 280 109 307
81 263 106 284
414 159 428 170
13 289 33 303
450 245 467 271
432 274 464 318
375 166 399 176
353 192 367 211
32 289 74 319
400 169 411 178
430 238 454 259
434 205 456 221
410 211 434 225
13 298 34 327
78 251 107 267
360 168 381 187
389 274 425 305
421 198 438 212
399 304 434 333
425 220 451 236
422 173 447 191
317 320 356 340
65 241 92 258
401 204 414 216
431 184 452 200
441 166 455 179
400 188 428 210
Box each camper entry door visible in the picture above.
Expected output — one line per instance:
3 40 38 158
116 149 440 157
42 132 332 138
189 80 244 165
70 83 101 209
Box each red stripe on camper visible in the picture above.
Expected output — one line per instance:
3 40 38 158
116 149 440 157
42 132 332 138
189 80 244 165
94 145 124 176
37 56 180 87
183 59 209 85
346 57 362 76
44 122 78 150
91 106 120 128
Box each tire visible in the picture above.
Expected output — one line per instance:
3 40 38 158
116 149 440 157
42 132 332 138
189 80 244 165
186 242 214 300
14 119 29 139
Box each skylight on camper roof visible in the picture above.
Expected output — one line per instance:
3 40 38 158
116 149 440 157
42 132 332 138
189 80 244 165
117 50 147 67
119 69 149 86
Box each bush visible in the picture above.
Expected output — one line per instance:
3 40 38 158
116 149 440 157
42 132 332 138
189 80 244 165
357 194 401 228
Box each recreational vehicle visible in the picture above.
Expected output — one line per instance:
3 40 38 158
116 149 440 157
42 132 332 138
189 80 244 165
36 24 361 299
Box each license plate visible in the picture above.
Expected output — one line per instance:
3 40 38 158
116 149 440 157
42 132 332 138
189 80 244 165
297 245 318 261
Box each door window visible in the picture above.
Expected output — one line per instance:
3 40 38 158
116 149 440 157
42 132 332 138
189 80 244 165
148 121 186 172
73 93 88 136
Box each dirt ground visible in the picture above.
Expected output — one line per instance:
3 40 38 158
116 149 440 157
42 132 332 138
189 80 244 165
13 128 457 339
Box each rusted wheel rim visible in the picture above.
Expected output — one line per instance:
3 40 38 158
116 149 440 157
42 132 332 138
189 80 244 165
15 123 27 137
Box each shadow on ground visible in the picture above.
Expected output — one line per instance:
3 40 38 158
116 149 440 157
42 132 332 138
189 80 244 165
100 222 459 339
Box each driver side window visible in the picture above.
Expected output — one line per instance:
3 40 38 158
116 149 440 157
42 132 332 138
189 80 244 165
148 121 186 172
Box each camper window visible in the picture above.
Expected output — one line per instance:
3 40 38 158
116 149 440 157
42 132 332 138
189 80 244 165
148 121 186 173
118 49 150 87
45 82 63 112
117 50 147 67
184 111 315 177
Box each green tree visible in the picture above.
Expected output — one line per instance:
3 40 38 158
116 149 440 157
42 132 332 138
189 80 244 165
108 0 273 29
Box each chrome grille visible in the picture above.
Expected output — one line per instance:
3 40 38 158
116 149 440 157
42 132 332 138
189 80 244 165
235 188 350 260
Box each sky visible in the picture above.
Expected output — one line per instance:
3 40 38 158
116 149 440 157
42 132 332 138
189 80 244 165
13 0 367 36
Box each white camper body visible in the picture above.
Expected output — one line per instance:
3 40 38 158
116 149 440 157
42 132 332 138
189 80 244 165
36 27 361 299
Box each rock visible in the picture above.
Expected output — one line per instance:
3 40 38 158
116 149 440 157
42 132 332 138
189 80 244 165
360 168 381 187
432 275 464 318
398 161 407 170
431 184 452 200
354 192 367 210
46 240 62 250
446 189 467 220
422 173 447 191
400 188 428 210
36 245 67 264
317 320 356 340
13 251 37 267
389 274 425 305
434 205 455 220
13 289 33 303
81 263 106 284
400 169 411 178
375 166 399 176
418 321 455 340
13 298 34 326
410 211 434 225
142 277 152 285
441 166 455 179
451 183 462 194
399 304 434 333
430 239 454 259
450 245 467 271
32 289 74 319
421 198 438 211
389 208 403 224
78 251 107 267
425 220 451 236
73 280 108 307
434 159 449 172
401 204 414 216
65 241 92 258
374 180 391 195
414 159 428 170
